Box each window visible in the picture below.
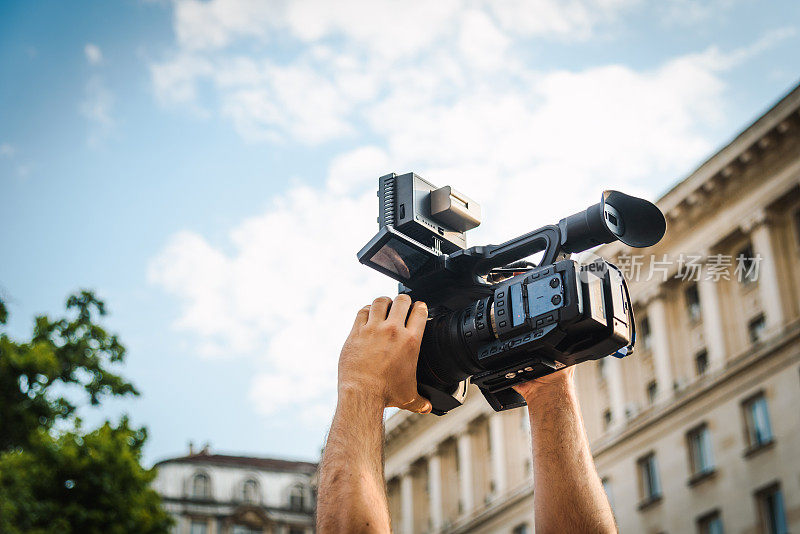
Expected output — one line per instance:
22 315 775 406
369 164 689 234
697 510 724 534
242 479 259 503
232 527 261 534
756 483 788 534
191 473 210 499
695 350 709 377
601 477 614 510
743 393 773 450
793 209 800 248
190 521 208 534
637 453 662 504
736 244 758 284
602 409 612 430
640 317 652 351
687 424 715 478
289 484 305 511
685 284 701 322
646 380 658 405
748 314 766 344
512 523 530 534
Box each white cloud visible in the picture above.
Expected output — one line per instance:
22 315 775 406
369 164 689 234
219 61 357 144
149 184 397 421
84 43 103 65
168 0 638 54
487 0 637 41
149 53 214 115
150 0 646 143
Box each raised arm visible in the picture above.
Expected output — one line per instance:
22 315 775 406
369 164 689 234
316 295 432 534
514 368 617 534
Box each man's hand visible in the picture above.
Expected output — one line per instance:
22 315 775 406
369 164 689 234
318 294 430 533
338 294 432 414
513 366 575 404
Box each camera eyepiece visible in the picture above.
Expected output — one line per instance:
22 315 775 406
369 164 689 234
559 190 666 253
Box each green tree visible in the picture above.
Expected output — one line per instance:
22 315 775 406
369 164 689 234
0 291 172 533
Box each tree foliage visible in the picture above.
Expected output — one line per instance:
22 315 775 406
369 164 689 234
0 291 172 533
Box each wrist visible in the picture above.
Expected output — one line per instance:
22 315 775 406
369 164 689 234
337 382 386 412
521 373 576 405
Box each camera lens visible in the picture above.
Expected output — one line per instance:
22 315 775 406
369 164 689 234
417 297 494 389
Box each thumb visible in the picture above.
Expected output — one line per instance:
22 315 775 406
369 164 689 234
399 395 432 414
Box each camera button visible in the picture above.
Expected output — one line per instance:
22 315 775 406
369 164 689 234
499 320 507 327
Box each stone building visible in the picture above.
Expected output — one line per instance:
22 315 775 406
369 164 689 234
384 82 800 534
152 446 317 534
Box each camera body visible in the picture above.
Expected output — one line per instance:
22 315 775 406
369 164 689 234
358 172 665 415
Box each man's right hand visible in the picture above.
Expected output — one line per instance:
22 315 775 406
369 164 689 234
338 294 432 414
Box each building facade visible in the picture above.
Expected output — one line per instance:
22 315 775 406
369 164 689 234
153 446 317 534
384 82 800 534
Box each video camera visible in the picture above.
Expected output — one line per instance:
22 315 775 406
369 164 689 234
358 172 666 415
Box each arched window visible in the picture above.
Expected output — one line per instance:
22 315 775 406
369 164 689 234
289 484 305 511
242 478 259 504
191 473 210 499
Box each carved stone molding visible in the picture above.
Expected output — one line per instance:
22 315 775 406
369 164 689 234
423 444 442 460
739 208 770 233
721 164 735 178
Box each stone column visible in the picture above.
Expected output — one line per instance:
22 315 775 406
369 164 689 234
605 355 626 429
400 469 414 534
742 210 785 332
697 270 727 372
488 414 507 497
456 429 474 516
426 450 443 532
645 291 674 403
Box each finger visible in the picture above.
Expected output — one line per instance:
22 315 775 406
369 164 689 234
368 296 392 324
399 394 432 414
350 305 370 333
387 294 412 324
405 301 429 337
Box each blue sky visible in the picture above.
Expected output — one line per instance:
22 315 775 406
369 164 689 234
1 0 799 465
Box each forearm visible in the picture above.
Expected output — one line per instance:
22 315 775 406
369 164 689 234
317 387 390 533
526 379 616 534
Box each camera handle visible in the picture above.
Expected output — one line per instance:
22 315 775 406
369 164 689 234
446 224 567 281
